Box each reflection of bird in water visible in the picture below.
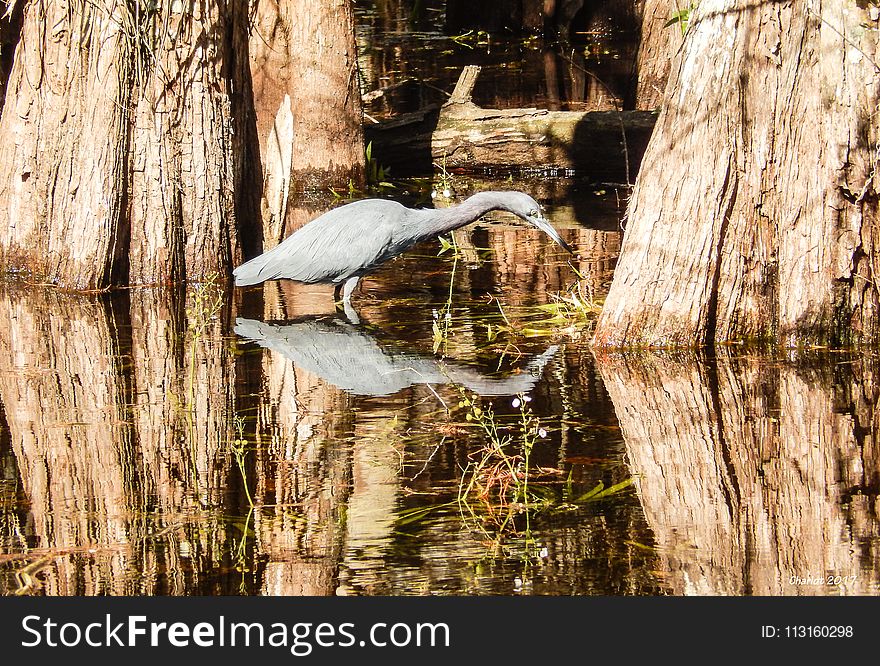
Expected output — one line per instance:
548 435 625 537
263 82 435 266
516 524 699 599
234 317 559 397
233 191 573 321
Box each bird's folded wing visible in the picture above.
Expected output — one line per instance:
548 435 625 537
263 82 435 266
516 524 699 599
234 207 397 285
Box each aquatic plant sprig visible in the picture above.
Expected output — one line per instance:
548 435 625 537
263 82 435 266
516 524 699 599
365 140 395 192
176 273 225 498
449 29 491 50
432 232 460 356
185 272 224 410
488 266 604 339
231 415 254 509
454 390 554 563
457 391 549 511
665 3 696 36
511 394 547 511
230 415 256 594
431 152 455 200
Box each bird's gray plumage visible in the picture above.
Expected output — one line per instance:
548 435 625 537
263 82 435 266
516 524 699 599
233 199 409 286
233 191 573 304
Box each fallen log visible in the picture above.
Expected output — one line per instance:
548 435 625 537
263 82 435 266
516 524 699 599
364 66 658 182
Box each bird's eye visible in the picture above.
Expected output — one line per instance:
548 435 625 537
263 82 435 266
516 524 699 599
529 209 539 217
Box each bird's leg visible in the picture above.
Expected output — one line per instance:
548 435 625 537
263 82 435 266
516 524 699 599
333 276 360 305
342 275 360 303
335 276 361 325
343 302 361 326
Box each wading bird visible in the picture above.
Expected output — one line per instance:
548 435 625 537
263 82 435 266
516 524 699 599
233 190 573 313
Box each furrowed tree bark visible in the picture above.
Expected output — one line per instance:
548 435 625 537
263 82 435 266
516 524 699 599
0 1 247 288
0 1 23 114
634 0 682 109
129 1 243 284
592 1 880 348
250 0 365 247
0 1 131 289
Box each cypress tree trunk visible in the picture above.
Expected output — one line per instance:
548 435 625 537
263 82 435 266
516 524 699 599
250 0 365 247
0 1 132 289
0 1 249 288
128 1 243 284
592 0 880 348
634 0 681 109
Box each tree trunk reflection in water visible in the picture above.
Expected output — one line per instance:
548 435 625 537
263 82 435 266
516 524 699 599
129 287 237 593
0 287 237 595
596 352 880 595
337 409 406 594
249 285 353 595
0 289 132 594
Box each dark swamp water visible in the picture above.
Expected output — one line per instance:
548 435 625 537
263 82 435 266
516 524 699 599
1 2 879 597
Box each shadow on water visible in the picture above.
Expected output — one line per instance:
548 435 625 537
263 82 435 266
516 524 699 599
356 0 640 117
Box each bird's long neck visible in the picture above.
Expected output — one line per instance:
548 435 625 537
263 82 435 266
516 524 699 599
410 192 505 239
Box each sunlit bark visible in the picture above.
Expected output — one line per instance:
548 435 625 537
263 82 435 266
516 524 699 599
250 0 365 243
0 2 131 288
593 1 880 347
634 0 681 109
0 1 250 287
129 1 247 284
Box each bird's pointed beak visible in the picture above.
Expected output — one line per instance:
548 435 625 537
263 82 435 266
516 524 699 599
529 215 574 254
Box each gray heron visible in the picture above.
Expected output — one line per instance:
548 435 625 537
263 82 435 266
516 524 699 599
233 191 573 312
